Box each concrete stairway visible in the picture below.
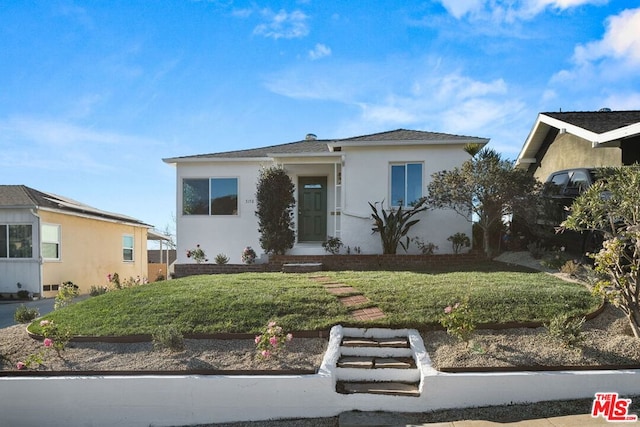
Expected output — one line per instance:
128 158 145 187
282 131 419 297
335 331 421 397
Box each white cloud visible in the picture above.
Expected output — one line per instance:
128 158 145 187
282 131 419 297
309 43 331 60
253 9 309 39
573 8 640 66
437 0 485 19
437 0 606 22
549 7 640 107
0 116 160 173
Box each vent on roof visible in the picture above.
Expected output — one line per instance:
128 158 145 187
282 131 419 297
599 108 612 112
305 133 317 140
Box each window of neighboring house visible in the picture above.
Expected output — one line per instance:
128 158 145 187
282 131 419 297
0 224 33 258
123 235 134 262
182 177 239 216
41 224 61 260
390 163 423 207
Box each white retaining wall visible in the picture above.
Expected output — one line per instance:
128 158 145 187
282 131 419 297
1 325 639 427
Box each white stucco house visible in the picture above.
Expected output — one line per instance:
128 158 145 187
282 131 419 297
163 129 488 264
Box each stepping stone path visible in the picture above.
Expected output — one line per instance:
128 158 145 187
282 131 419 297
309 276 386 321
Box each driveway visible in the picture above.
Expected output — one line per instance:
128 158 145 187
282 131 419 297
0 298 57 329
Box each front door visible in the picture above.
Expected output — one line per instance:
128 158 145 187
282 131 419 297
298 177 327 242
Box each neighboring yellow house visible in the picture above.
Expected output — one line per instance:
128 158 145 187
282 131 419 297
0 185 152 297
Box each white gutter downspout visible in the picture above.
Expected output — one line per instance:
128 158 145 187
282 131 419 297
30 208 43 297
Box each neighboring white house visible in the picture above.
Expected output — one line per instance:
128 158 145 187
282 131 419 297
163 129 488 264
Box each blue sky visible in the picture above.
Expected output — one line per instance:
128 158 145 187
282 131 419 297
1 1 639 241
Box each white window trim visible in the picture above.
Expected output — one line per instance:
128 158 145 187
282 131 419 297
123 234 134 262
389 162 424 208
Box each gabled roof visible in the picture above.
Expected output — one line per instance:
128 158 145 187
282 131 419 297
516 110 640 168
0 185 151 227
163 128 489 163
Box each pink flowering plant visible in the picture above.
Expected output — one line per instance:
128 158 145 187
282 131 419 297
439 296 476 345
16 319 71 369
254 321 293 359
241 246 257 264
186 244 208 264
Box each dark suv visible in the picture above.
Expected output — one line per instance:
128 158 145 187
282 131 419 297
537 168 602 254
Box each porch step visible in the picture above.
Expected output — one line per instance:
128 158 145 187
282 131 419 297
336 381 420 397
337 356 415 370
341 337 409 348
336 330 421 396
282 263 323 273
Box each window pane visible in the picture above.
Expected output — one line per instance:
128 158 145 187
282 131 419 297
42 224 59 242
211 178 238 215
0 225 6 258
406 163 423 205
123 235 134 261
391 165 406 206
183 179 209 215
42 242 59 259
9 225 32 258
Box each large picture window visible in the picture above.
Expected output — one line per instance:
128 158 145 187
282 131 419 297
182 177 238 216
391 163 423 207
123 235 134 262
0 224 33 258
41 224 61 260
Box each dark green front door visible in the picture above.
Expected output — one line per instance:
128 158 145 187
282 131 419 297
298 177 327 242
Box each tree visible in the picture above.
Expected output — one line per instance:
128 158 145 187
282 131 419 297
427 148 539 257
561 166 640 338
255 166 296 255
369 199 428 254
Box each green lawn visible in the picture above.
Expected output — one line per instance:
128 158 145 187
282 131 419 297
30 262 602 336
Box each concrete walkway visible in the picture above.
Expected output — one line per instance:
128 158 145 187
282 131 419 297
0 297 56 328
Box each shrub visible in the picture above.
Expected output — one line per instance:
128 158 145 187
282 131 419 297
412 237 438 255
14 305 39 323
255 166 295 255
527 241 546 259
369 199 428 254
54 281 79 310
545 313 585 348
540 249 573 270
440 297 476 345
186 244 208 264
89 285 108 297
322 236 343 255
241 246 257 264
254 321 293 359
17 290 30 300
214 253 229 265
560 260 581 276
447 232 471 254
152 325 185 352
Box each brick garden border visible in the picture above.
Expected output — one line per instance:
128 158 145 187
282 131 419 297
174 252 484 278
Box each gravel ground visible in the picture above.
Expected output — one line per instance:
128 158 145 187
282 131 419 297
0 329 327 372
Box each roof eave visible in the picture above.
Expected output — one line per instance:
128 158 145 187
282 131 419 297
163 156 274 164
328 138 489 149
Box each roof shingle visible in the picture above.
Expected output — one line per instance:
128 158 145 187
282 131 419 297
543 110 640 134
